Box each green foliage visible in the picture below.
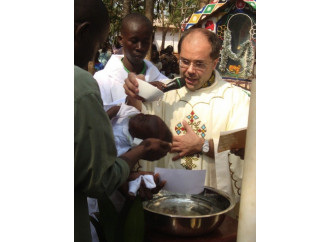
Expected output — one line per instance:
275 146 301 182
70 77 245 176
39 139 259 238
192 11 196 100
154 0 200 28
102 0 146 44
102 0 201 45
102 0 122 43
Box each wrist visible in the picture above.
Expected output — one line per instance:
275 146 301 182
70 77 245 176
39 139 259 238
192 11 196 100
126 95 142 111
201 139 210 154
119 145 145 170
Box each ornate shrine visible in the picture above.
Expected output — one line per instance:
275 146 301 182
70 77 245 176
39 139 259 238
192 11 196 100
181 0 256 90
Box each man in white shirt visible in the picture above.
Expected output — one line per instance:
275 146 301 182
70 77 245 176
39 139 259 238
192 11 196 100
94 13 167 111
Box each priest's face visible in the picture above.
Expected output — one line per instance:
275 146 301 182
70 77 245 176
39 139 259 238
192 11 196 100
179 32 218 91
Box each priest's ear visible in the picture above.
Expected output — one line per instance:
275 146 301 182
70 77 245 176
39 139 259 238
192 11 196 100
212 57 219 70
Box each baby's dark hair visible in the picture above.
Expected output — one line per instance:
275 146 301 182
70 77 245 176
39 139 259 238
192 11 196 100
129 114 172 143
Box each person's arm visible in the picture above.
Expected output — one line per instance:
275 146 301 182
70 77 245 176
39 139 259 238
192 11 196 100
126 95 142 112
119 138 171 170
124 73 148 111
75 91 171 198
149 81 166 91
123 72 168 113
123 72 143 100
75 92 130 198
171 120 215 161
116 140 171 201
106 105 120 119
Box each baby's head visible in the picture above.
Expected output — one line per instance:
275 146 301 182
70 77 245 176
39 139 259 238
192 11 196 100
129 114 172 143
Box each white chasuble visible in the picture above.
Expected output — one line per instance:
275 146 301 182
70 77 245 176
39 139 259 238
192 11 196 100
140 71 250 200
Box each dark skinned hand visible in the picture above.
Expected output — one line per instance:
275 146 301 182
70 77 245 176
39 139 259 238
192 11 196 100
119 172 166 201
140 138 172 161
106 105 121 120
149 81 165 91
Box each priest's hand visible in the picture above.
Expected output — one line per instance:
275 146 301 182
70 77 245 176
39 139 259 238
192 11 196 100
124 73 145 111
124 72 145 101
171 120 204 161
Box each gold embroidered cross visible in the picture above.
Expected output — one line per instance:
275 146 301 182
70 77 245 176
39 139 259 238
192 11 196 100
174 111 207 169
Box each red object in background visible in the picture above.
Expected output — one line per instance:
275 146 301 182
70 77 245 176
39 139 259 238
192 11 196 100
181 23 186 31
205 20 215 31
236 0 246 9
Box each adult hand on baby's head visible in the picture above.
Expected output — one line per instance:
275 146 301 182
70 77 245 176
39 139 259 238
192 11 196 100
140 138 171 161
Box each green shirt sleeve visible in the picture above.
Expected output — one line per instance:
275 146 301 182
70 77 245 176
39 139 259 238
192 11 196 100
74 86 130 198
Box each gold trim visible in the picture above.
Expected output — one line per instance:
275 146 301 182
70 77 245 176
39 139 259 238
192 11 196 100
201 72 215 88
228 153 241 196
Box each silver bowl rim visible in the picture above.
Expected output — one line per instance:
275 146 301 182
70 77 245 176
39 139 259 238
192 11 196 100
143 186 235 218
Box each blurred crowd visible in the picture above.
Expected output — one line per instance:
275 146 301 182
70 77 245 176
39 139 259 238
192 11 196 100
89 38 179 80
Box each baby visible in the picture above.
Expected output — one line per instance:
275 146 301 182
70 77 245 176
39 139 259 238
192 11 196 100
108 103 173 156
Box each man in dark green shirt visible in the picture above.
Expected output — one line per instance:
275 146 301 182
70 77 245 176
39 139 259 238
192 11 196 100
74 1 171 241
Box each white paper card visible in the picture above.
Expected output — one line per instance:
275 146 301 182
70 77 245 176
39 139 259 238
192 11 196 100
154 167 206 194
